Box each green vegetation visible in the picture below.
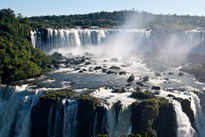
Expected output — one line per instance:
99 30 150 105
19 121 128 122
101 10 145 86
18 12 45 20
131 91 174 137
40 88 100 104
0 9 51 84
29 10 205 30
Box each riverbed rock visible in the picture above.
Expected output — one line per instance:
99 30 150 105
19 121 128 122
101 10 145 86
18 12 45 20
155 72 161 77
51 52 66 61
106 70 115 74
127 74 135 82
102 69 107 73
85 62 92 65
136 81 144 86
152 86 161 90
143 76 149 82
168 72 174 75
119 71 126 75
109 66 120 70
94 66 102 70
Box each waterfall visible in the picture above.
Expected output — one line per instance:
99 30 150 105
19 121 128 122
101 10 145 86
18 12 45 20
172 100 196 137
102 105 132 137
0 86 41 137
30 30 36 48
91 88 135 137
62 99 79 137
191 93 205 137
31 28 153 53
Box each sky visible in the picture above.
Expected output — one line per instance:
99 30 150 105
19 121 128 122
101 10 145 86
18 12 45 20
0 0 205 17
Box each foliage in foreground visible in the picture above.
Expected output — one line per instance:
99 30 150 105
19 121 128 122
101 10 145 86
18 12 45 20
0 9 51 84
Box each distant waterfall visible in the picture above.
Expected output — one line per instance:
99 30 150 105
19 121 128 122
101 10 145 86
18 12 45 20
31 28 152 53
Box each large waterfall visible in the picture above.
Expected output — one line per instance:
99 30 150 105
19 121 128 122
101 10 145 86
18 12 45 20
1 28 205 137
31 29 205 56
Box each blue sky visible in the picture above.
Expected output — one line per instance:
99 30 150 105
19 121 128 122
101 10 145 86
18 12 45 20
0 0 205 17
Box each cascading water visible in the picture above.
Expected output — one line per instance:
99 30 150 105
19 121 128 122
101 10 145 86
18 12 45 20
91 88 135 137
172 100 196 137
31 28 154 54
62 99 79 137
0 86 41 137
1 28 205 137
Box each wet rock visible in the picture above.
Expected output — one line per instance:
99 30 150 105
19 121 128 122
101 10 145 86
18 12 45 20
167 94 175 98
82 69 87 71
181 99 195 128
179 72 184 76
119 71 126 75
136 81 144 86
94 66 102 70
109 66 120 70
130 91 154 100
106 70 115 74
126 83 132 86
66 57 86 65
143 76 149 82
127 74 135 82
153 91 160 95
79 70 83 73
168 72 174 75
164 78 169 81
152 103 177 137
173 97 195 129
102 69 107 73
85 62 92 65
135 87 141 91
113 87 127 93
155 72 161 77
51 52 66 61
151 86 161 90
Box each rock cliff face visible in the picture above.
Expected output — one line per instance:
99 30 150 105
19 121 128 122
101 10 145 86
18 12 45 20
131 98 177 137
30 90 180 137
31 90 107 137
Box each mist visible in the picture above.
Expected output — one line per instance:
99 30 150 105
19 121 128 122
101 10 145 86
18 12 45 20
47 13 205 69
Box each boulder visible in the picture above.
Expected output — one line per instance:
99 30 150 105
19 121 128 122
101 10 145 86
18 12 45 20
155 72 161 77
106 70 115 74
152 86 161 90
168 72 174 75
85 62 92 65
136 81 144 86
119 71 126 75
51 52 65 61
79 70 83 73
102 69 107 73
127 74 135 82
143 76 149 82
109 66 120 70
113 87 127 93
94 66 102 70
